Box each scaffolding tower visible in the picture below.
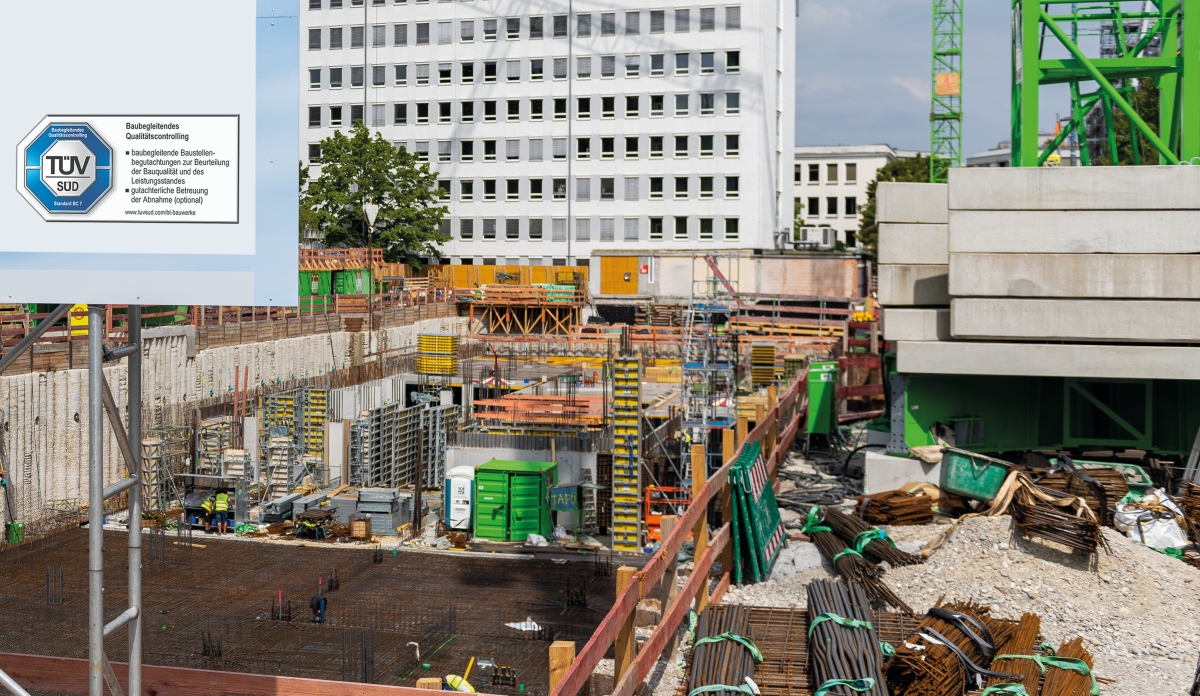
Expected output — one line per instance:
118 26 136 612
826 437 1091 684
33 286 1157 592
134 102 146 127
931 0 964 182
681 253 740 476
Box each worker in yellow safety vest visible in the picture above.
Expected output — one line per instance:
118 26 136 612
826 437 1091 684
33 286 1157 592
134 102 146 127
214 490 230 535
201 496 215 534
444 675 475 693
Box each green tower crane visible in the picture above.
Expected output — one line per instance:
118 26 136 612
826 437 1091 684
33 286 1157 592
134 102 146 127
931 0 964 182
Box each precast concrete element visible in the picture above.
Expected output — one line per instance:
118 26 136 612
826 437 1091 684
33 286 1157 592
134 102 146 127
883 308 950 341
950 298 1200 343
949 165 1200 210
878 224 949 265
877 182 948 223
948 210 1200 254
864 450 942 496
878 265 949 306
950 253 1200 299
896 340 1200 380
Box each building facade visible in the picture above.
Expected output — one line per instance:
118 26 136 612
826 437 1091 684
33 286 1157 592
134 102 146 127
793 144 926 248
301 0 794 269
966 133 1081 168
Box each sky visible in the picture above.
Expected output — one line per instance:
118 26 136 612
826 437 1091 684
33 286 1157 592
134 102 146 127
794 0 1071 158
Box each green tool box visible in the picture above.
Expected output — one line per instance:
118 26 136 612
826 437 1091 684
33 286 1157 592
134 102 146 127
472 460 557 542
940 447 1014 501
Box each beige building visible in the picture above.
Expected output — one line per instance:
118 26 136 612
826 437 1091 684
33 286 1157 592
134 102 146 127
793 144 926 249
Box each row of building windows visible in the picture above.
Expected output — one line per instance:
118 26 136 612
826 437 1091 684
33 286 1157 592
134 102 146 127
307 94 741 127
306 8 742 48
307 133 742 162
796 163 859 185
308 51 740 88
802 196 859 217
425 175 741 201
440 215 740 241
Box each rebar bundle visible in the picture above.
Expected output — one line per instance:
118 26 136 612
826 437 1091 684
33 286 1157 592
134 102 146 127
804 507 912 613
855 490 935 526
1181 482 1200 537
688 605 758 696
885 600 1019 696
1035 467 1128 525
1041 637 1095 696
1010 483 1108 553
805 580 887 696
821 506 924 567
983 613 1042 695
45 564 63 605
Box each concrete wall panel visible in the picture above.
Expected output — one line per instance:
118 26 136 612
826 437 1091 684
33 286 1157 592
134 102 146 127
883 308 951 341
949 165 1200 210
879 224 949 265
864 450 942 496
948 210 1200 254
950 253 1200 298
878 265 949 306
951 298 1200 342
878 182 948 223
897 339 1200 380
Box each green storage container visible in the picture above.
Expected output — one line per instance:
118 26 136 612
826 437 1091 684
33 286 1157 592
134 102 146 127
5 521 24 544
471 459 557 542
332 268 372 295
805 361 838 436
299 271 332 298
940 447 1014 501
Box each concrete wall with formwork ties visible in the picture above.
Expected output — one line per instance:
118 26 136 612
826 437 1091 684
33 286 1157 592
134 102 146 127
0 315 468 526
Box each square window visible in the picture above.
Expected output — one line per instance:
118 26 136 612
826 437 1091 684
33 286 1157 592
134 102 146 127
845 196 858 216
392 104 405 125
395 23 408 46
601 137 615 159
700 7 715 31
554 57 568 79
601 55 615 78
438 21 451 44
350 65 364 87
726 50 740 73
531 99 544 121
846 163 858 183
650 136 664 158
554 98 567 120
308 27 321 50
330 67 343 88
601 13 616 36
506 139 520 160
483 18 497 41
600 218 615 241
553 138 567 160
650 9 665 33
330 27 343 49
725 218 739 240
700 93 715 116
552 219 567 241
439 101 451 123
484 140 497 162
674 216 688 240
530 16 544 39
577 178 591 200
578 97 591 118
553 178 567 200
506 179 520 201
675 176 688 199
675 94 688 117
726 176 739 199
484 100 497 122
649 177 664 200
827 163 838 182
308 143 321 162
675 53 689 75
626 11 641 34
624 218 639 241
438 63 451 85
483 180 497 201
483 219 496 239
460 20 474 42
726 6 741 29
351 25 365 48
331 105 343 126
439 182 452 203
625 54 640 77
674 134 688 157
726 134 740 156
576 218 591 241
577 14 591 37
808 164 819 182
675 8 689 32
507 60 521 82
700 177 714 199
726 92 740 115
624 177 639 200
507 99 520 121
394 64 407 86
461 101 474 123
460 218 474 238
484 61 497 83
650 217 664 240
438 140 451 162
308 106 320 128
625 136 639 157
625 96 639 118
529 139 543 162
416 102 429 124
577 137 591 159
807 197 819 217
577 56 591 79
309 68 321 89
600 178 615 201
701 52 715 74
416 23 429 45
699 218 714 240
530 178 544 200
530 217 544 237
461 62 474 83
700 134 714 157
650 54 665 76
350 104 364 125
650 95 664 117
416 63 429 85
506 17 520 39
531 59 544 81
553 15 568 37
414 140 429 161
461 140 474 161
602 96 615 118
826 197 838 216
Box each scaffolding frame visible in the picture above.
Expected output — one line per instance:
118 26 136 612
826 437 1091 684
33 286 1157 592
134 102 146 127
141 427 190 512
681 254 740 476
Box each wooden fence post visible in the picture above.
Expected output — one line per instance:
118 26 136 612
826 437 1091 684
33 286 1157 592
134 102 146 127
614 565 638 682
737 417 748 446
660 515 681 661
549 641 576 693
767 385 778 482
690 443 709 615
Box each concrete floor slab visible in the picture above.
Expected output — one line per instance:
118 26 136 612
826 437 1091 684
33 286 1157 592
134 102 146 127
883 308 950 341
865 450 942 496
879 224 949 265
950 298 1200 342
948 165 1200 210
948 210 1200 254
878 182 948 224
949 253 1200 299
896 340 1200 379
878 264 949 306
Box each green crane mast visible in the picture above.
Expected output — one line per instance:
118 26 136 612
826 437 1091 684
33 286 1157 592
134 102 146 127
931 0 964 182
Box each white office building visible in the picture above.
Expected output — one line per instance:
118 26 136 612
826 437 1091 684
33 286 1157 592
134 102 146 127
301 0 794 269
793 144 926 248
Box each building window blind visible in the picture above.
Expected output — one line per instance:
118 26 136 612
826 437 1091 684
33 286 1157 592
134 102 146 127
576 218 591 241
600 218 615 241
576 178 590 200
624 218 639 240
626 11 640 34
726 6 741 29
553 219 567 241
624 177 639 200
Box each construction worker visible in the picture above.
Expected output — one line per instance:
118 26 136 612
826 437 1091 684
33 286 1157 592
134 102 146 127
201 495 215 534
309 594 327 624
214 489 230 535
444 674 475 693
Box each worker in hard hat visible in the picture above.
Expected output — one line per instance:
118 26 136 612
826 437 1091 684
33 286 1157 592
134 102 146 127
214 489 231 535
444 674 475 692
201 495 216 534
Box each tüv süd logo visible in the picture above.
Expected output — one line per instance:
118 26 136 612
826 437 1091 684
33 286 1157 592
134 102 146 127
20 121 112 216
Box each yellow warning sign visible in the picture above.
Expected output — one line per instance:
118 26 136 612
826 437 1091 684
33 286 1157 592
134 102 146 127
70 304 88 336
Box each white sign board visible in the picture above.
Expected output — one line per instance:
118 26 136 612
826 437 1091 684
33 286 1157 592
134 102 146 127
0 1 298 306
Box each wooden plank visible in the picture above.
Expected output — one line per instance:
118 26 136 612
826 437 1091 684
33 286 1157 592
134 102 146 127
614 566 638 683
659 515 682 662
690 444 709 615
549 641 576 693
0 653 509 696
709 571 731 606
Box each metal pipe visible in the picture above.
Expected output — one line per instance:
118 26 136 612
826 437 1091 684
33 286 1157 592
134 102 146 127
0 303 70 375
103 606 140 638
102 343 139 362
100 376 138 474
127 304 142 696
88 304 104 696
101 476 139 501
0 666 32 696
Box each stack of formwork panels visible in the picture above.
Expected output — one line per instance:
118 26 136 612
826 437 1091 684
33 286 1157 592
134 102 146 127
611 356 642 552
261 491 301 523
358 488 401 535
296 389 328 457
293 491 329 515
877 181 951 343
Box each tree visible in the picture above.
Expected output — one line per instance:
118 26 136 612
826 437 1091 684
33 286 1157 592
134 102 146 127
298 161 318 241
1094 80 1162 166
855 155 930 260
301 121 449 267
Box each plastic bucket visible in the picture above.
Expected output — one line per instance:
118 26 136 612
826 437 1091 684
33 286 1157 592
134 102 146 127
940 447 1014 501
